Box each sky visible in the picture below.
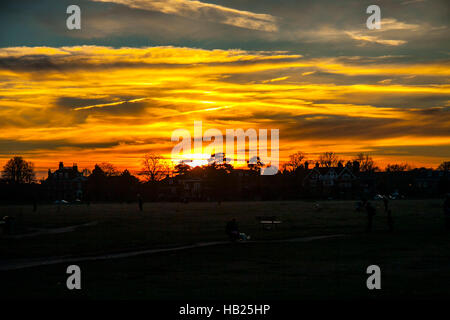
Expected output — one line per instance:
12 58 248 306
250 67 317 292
0 0 449 177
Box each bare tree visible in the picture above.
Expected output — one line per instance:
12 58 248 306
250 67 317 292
385 163 409 172
139 153 169 182
1 156 36 184
98 162 119 177
319 152 339 168
285 151 306 172
353 153 378 172
437 161 450 171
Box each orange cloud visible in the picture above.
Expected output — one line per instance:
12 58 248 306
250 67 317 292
0 46 448 176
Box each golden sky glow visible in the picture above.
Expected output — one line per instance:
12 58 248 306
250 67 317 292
0 45 449 177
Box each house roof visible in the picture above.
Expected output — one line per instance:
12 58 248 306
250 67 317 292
303 166 356 182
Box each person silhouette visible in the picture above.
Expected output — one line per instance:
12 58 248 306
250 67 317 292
226 218 239 241
383 196 389 212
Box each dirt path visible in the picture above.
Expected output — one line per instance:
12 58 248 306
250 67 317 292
4 221 98 239
0 234 345 271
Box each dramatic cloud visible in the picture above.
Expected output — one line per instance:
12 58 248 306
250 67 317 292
346 31 407 46
92 0 278 32
0 45 449 174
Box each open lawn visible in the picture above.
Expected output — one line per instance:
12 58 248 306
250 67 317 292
0 199 449 299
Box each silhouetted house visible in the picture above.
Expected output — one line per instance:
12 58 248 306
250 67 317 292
359 172 377 196
413 169 448 196
179 177 203 200
303 166 358 198
157 175 176 200
158 174 204 200
233 169 260 199
45 162 87 201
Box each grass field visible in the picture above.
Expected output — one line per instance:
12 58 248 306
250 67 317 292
1 199 449 300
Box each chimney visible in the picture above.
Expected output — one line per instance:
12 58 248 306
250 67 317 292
73 163 78 172
59 162 64 170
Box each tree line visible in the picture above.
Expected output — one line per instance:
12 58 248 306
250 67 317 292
1 153 450 185
0 153 448 202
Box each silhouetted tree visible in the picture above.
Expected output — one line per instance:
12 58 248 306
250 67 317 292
1 156 36 184
86 164 108 200
98 162 120 177
208 153 233 173
119 169 139 185
285 151 306 172
139 153 169 182
438 161 450 171
319 152 339 167
353 153 378 173
247 156 264 173
385 163 409 172
111 169 140 201
174 162 192 176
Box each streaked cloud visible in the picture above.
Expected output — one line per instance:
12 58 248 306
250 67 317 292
0 45 449 173
92 0 278 32
401 0 426 5
381 18 420 31
346 31 407 46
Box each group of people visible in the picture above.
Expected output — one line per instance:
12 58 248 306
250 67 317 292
361 194 450 233
225 195 450 241
359 196 393 233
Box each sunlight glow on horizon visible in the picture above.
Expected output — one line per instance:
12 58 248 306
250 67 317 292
0 45 448 177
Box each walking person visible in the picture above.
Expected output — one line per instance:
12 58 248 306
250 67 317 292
383 195 389 212
383 195 393 232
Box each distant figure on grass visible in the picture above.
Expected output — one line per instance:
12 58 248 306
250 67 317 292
225 218 250 241
137 193 143 212
383 196 393 232
226 218 239 241
365 201 376 232
383 196 389 212
444 194 450 231
2 216 16 235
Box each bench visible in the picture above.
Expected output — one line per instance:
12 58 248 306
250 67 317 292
255 216 282 230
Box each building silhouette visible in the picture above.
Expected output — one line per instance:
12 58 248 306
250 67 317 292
44 162 86 201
